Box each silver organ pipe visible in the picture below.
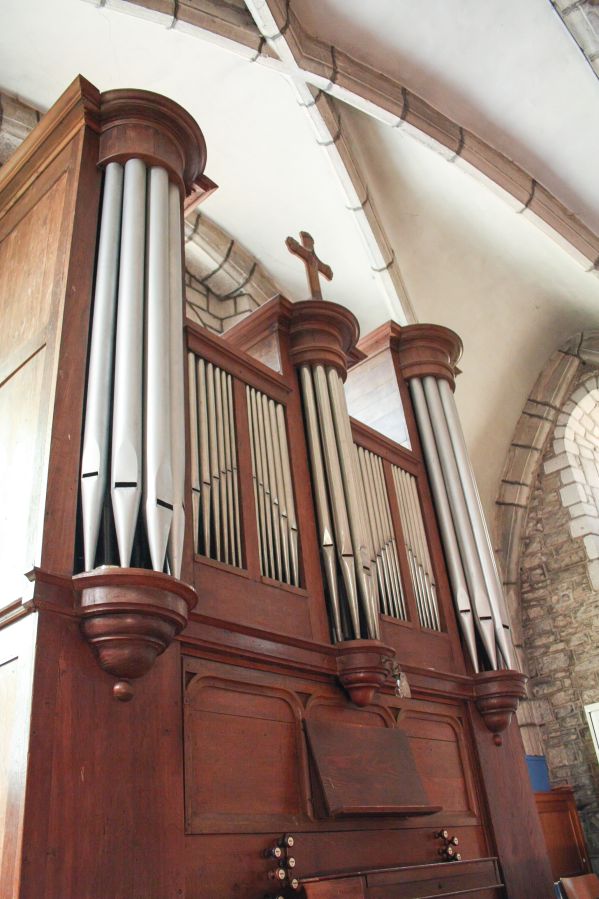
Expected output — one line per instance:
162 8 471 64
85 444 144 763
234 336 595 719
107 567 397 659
374 458 407 621
221 370 237 568
423 375 497 665
111 158 146 568
260 391 283 579
248 387 268 574
409 378 479 671
438 378 515 667
268 398 290 584
418 376 499 668
206 362 221 562
227 375 242 567
188 354 201 553
81 160 190 577
197 358 212 557
80 162 123 571
187 357 242 567
357 447 407 621
246 386 300 587
311 364 361 639
214 369 229 565
300 366 343 641
358 447 388 615
145 166 173 572
167 182 185 579
327 367 379 640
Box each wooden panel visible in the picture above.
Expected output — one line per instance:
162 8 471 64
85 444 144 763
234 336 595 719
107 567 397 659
19 610 185 899
470 704 555 898
0 167 72 608
305 877 366 898
345 350 410 448
185 675 306 831
535 788 591 879
305 716 439 817
365 857 502 898
399 711 475 816
0 349 46 604
0 615 37 898
0 171 67 381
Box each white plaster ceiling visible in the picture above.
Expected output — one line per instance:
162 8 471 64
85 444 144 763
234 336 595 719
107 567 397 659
0 0 380 310
340 102 599 517
293 0 599 237
3 0 599 522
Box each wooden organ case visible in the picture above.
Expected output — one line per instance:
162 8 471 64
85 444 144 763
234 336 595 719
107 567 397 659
0 79 555 899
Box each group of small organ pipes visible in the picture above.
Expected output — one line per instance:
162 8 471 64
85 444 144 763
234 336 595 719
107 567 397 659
79 192 515 672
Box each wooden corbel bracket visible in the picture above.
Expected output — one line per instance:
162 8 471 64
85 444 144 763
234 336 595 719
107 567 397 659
335 639 397 707
73 567 197 702
474 669 527 745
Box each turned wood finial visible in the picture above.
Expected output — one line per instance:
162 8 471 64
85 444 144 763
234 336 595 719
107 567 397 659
286 231 333 300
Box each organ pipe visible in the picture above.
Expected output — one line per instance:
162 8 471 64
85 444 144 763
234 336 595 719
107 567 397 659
422 376 497 667
81 159 190 578
167 182 185 579
438 378 514 667
80 162 123 571
409 378 479 670
111 158 146 568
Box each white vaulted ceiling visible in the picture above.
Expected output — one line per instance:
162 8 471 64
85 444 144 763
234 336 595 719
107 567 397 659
3 0 599 521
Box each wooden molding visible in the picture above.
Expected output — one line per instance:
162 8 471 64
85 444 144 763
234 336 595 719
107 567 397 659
0 75 101 222
74 567 197 701
225 294 364 377
474 669 527 744
98 87 208 196
288 299 362 379
370 321 463 388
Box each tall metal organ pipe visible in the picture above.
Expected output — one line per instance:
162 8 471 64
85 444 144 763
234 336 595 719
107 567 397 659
299 363 380 641
80 162 123 572
81 161 188 577
409 378 479 671
409 372 516 671
111 158 146 568
167 182 186 579
437 377 514 667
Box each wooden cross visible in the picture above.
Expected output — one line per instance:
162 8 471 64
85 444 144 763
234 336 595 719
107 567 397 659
285 231 333 300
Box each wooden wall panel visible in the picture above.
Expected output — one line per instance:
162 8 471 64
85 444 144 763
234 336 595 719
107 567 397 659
19 611 186 899
0 171 67 378
399 711 477 817
185 676 307 832
535 788 591 879
0 614 37 898
0 143 85 607
470 705 555 899
0 350 46 604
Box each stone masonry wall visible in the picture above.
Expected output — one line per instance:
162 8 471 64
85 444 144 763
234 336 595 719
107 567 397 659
521 365 599 869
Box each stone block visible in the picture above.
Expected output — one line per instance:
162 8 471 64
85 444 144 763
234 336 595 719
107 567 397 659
560 482 588 507
570 515 599 538
498 481 530 506
567 502 598 519
545 452 574 474
529 351 580 408
561 466 586 485
539 651 571 674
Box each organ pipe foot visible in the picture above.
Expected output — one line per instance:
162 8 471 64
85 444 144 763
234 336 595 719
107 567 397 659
74 567 197 700
336 639 397 707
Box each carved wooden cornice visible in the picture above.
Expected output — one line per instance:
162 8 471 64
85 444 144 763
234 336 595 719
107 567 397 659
98 87 208 196
364 321 463 390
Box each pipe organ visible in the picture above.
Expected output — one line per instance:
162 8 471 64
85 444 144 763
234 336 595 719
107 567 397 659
0 78 555 899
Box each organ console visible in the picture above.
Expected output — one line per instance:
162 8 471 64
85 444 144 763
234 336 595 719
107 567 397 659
0 76 554 898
